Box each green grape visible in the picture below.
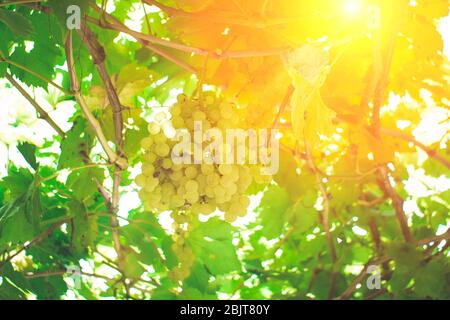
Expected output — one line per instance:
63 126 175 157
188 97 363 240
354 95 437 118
206 172 220 187
201 164 214 174
162 158 172 169
220 175 234 188
172 116 185 128
171 104 181 116
193 111 206 121
186 191 199 204
218 164 233 175
185 166 198 179
135 174 147 187
185 179 199 191
153 132 167 144
224 212 238 223
144 177 159 192
155 143 170 157
142 163 155 176
144 151 157 163
170 170 183 181
155 112 167 122
172 194 185 207
140 137 153 150
148 123 161 135
205 185 215 198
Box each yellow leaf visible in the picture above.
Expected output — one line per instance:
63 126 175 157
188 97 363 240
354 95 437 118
285 45 335 145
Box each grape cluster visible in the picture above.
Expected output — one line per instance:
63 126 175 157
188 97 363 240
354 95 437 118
136 93 271 222
135 93 272 280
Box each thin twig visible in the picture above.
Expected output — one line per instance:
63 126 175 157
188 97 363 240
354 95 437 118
377 166 413 243
24 269 115 282
381 128 450 169
5 73 65 137
417 228 450 246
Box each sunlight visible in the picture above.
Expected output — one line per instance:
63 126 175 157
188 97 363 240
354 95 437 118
343 0 361 15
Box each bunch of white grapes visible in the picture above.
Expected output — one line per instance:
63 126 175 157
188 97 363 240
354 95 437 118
135 93 271 223
168 211 195 281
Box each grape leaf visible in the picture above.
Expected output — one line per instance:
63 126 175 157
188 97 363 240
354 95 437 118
58 117 94 170
188 218 240 275
256 185 292 239
17 142 38 170
0 9 34 37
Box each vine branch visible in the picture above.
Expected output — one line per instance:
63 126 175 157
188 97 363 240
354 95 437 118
64 31 127 170
88 4 289 59
78 22 124 151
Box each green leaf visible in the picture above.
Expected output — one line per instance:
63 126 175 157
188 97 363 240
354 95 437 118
17 142 38 170
289 199 317 233
68 200 98 254
58 117 94 170
390 265 414 294
386 243 423 268
29 274 67 300
414 257 448 299
123 249 146 279
256 185 292 239
1 167 33 197
0 8 34 37
184 263 211 294
67 167 105 201
188 218 241 275
0 262 30 299
0 170 42 245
